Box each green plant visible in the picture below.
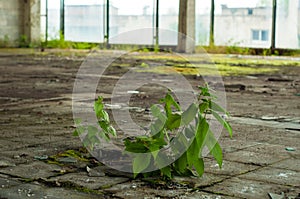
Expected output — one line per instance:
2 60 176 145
74 84 232 179
19 35 30 48
154 44 160 53
262 49 271 56
0 35 10 47
73 97 117 150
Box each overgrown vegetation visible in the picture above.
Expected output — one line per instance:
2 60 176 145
1 30 299 56
0 35 10 47
74 84 232 179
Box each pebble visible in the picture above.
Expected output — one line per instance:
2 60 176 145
285 147 296 151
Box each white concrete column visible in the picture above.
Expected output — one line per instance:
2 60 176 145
177 0 195 53
186 0 195 53
23 0 41 45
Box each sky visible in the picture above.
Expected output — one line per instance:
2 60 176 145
46 0 262 14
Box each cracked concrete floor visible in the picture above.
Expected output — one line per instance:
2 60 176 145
0 49 299 199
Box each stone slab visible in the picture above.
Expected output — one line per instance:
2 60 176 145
226 122 300 147
0 182 102 199
218 138 262 153
204 159 259 176
203 177 299 199
173 173 228 188
240 167 300 187
223 144 289 166
112 186 189 199
0 161 61 179
48 172 129 190
0 176 20 189
271 158 300 172
181 191 237 199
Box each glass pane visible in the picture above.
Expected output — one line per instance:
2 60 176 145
214 0 272 48
261 30 269 41
275 0 300 49
40 0 47 15
252 30 259 40
158 0 179 45
196 0 211 45
47 0 60 39
41 16 47 41
65 0 105 43
109 0 155 45
40 0 47 41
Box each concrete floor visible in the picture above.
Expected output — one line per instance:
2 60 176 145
0 49 299 199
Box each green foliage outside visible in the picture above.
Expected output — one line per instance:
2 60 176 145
74 84 232 179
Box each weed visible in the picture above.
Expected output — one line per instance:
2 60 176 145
18 35 30 48
0 35 10 47
74 84 232 179
73 97 117 151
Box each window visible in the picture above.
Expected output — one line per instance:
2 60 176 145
252 30 259 40
261 30 269 41
252 30 269 41
248 8 253 15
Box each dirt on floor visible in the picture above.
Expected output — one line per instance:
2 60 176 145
0 48 299 199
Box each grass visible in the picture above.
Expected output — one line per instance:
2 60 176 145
124 53 300 76
134 64 279 76
122 52 298 76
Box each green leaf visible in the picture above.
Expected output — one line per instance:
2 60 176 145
210 101 229 116
206 130 223 168
175 152 188 174
94 97 104 117
199 102 209 114
184 125 195 139
90 135 100 144
73 126 85 136
100 110 110 122
87 125 99 137
151 150 159 159
150 104 161 117
147 139 166 155
186 139 199 167
166 113 181 130
160 166 172 179
150 105 166 120
150 119 165 136
195 116 209 151
210 142 223 168
163 93 181 117
198 86 210 96
193 158 204 176
212 110 233 138
73 130 79 136
98 121 107 131
170 135 187 155
124 139 148 153
74 118 82 125
83 135 98 150
99 131 110 142
107 126 117 137
155 151 170 169
133 153 151 178
186 139 204 176
182 103 198 125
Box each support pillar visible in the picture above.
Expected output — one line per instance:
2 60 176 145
60 0 65 38
23 0 41 45
209 0 215 46
271 0 277 52
177 0 195 53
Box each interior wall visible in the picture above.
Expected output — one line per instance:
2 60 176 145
0 0 40 46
